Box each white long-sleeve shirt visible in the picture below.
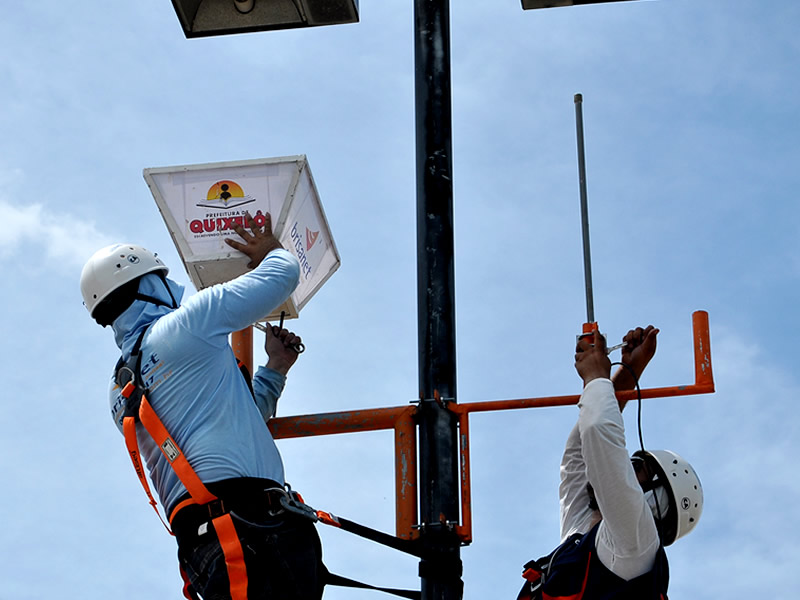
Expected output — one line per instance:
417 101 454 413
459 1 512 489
559 378 661 581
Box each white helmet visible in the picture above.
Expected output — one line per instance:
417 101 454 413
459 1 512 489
635 449 703 546
80 243 168 317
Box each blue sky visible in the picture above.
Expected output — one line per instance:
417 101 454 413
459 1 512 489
1 1 798 598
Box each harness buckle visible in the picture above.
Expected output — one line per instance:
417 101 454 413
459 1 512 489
262 485 319 522
522 566 542 583
279 492 319 522
207 499 226 520
317 510 341 527
121 381 136 399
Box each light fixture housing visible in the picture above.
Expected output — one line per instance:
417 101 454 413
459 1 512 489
169 0 359 38
234 0 254 14
522 0 637 9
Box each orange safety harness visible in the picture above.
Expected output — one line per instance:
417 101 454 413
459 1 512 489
116 327 248 600
116 326 423 600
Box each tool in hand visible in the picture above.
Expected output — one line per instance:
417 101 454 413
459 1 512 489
253 311 305 353
577 334 625 355
606 341 627 354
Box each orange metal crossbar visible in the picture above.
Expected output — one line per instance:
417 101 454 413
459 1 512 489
269 405 420 540
266 310 714 544
453 310 714 416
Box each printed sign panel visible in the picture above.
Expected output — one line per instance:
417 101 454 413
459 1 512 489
143 155 340 321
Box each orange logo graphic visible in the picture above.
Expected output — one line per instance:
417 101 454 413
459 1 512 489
197 180 255 209
306 228 320 250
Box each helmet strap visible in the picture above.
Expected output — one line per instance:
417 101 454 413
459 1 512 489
133 273 179 310
158 272 180 309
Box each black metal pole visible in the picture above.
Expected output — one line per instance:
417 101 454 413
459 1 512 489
414 0 462 599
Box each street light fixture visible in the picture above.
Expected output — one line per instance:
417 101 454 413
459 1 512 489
169 0 359 38
522 0 637 8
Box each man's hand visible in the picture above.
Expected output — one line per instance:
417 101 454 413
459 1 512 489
225 211 283 269
613 325 659 392
611 325 659 411
265 324 303 376
574 329 612 386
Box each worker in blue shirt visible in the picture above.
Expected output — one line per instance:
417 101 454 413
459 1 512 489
81 213 324 600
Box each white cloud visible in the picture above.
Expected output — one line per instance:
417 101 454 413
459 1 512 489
660 325 800 597
0 197 114 270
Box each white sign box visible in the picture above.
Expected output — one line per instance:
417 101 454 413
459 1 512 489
143 155 340 321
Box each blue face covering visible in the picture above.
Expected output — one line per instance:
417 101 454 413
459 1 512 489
112 273 186 357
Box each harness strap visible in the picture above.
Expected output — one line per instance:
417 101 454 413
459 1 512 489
119 327 419 600
137 396 216 505
325 572 421 600
214 513 249 600
169 497 200 525
123 415 172 533
299 507 426 598
180 566 201 600
317 511 424 558
124 396 249 600
117 326 248 600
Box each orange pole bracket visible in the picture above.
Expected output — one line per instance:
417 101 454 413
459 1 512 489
693 310 714 389
455 409 472 544
269 405 420 540
231 327 254 375
394 408 418 540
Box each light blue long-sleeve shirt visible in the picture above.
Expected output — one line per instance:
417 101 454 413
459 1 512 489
108 248 300 514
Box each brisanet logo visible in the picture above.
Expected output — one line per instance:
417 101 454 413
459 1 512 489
290 221 320 280
306 228 319 251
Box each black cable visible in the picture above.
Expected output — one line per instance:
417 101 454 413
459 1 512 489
612 360 666 526
611 361 645 452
